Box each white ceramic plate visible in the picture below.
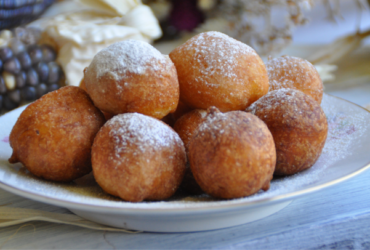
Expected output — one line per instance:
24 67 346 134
0 94 370 232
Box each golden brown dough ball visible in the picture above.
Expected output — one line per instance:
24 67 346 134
174 109 207 151
161 113 176 127
173 109 208 194
92 113 186 202
246 89 328 176
266 55 323 103
161 100 193 128
172 100 193 121
79 77 114 120
79 77 87 91
188 107 276 199
8 86 105 182
84 40 179 119
169 31 269 112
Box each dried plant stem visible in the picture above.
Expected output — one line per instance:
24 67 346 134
308 29 370 64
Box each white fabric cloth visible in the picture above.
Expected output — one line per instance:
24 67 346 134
30 0 162 86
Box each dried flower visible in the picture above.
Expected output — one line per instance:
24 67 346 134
209 0 313 55
145 0 369 55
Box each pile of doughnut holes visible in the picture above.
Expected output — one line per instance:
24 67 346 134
8 31 328 202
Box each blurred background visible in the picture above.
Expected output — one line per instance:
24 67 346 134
0 0 369 113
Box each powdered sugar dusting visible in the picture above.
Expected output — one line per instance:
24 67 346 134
1 95 369 210
240 93 368 202
266 56 322 99
184 31 257 84
88 40 167 81
246 94 368 200
199 110 207 118
107 113 182 162
248 88 299 116
197 109 229 138
320 95 366 163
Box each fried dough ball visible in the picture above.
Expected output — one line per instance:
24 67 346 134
169 31 269 112
188 107 276 199
174 109 207 151
174 109 208 194
266 55 323 104
246 89 328 176
161 100 193 128
92 113 186 202
161 113 176 127
84 40 179 119
79 77 114 120
172 100 192 121
79 77 86 90
8 86 105 182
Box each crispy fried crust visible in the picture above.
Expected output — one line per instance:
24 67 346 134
8 86 106 182
188 107 276 199
172 100 193 121
84 41 179 119
246 89 328 175
91 113 186 202
169 32 269 112
80 77 114 120
174 109 207 151
174 109 208 194
266 56 323 104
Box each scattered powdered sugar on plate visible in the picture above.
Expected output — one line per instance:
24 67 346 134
87 40 167 81
0 94 369 209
